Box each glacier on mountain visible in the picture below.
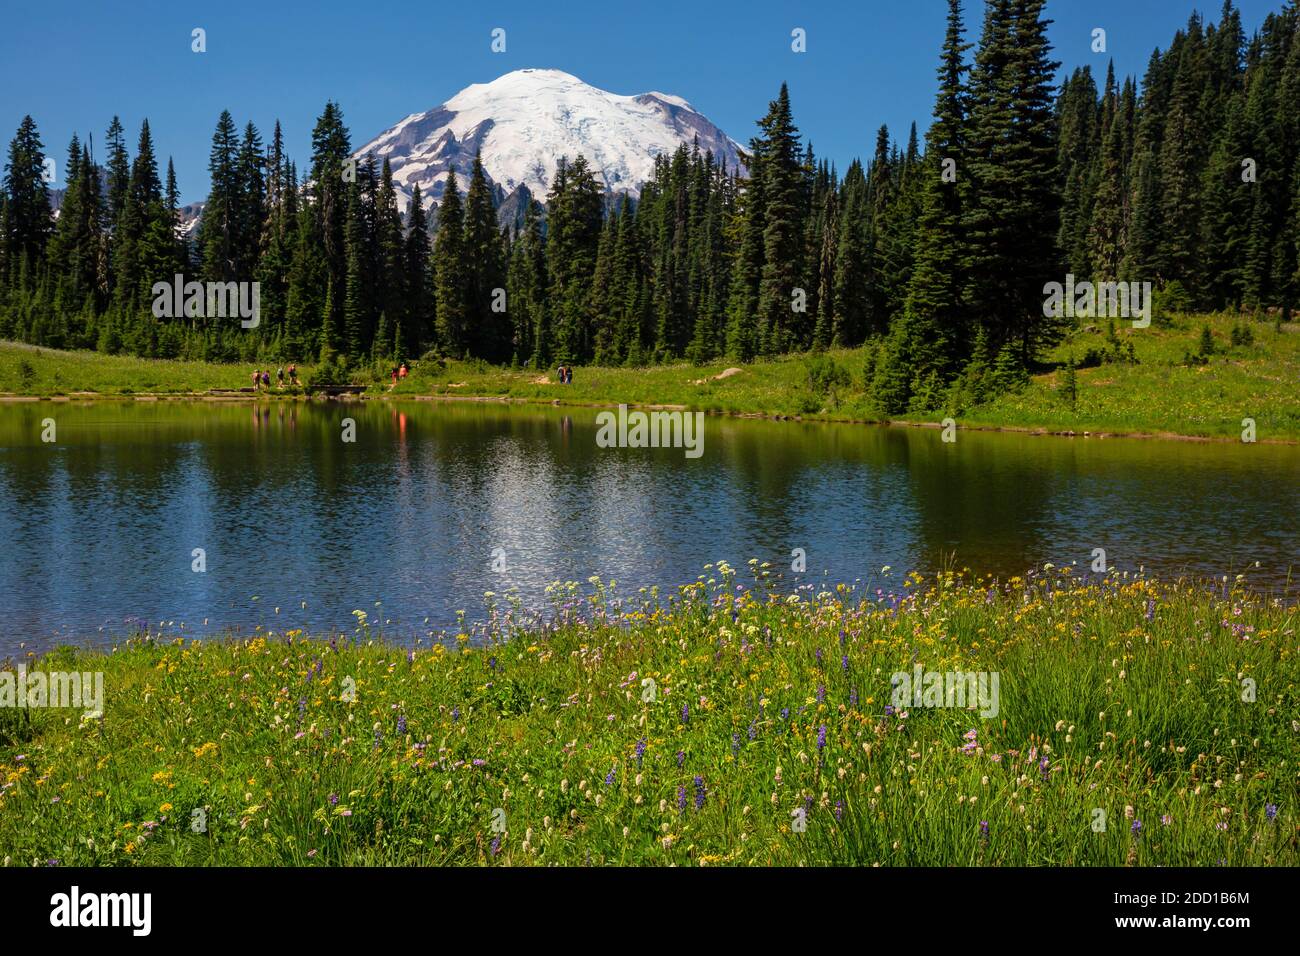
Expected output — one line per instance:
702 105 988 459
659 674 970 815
352 68 746 214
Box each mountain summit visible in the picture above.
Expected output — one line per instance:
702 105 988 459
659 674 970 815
353 68 746 213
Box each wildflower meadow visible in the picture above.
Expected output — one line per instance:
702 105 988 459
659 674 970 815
1 565 1295 867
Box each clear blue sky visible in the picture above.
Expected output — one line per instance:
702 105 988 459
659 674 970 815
1 0 1285 203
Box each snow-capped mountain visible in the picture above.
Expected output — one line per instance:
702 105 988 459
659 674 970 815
354 68 746 215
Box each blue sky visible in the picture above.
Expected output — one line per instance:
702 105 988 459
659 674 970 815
1 0 1286 203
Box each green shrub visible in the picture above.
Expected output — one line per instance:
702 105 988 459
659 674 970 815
1059 357 1078 407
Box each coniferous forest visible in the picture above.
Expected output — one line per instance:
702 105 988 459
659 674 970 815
3 0 1299 413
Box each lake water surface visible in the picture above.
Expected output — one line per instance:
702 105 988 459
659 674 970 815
1 399 1296 653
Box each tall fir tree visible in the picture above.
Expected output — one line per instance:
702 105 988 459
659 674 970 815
433 168 467 355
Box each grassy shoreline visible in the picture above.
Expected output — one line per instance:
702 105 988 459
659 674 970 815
1 571 1296 866
2 312 1298 441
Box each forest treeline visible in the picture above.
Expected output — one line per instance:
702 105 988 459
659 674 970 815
2 0 1298 411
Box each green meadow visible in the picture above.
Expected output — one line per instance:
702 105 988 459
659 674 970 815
4 311 1295 441
1 569 1295 866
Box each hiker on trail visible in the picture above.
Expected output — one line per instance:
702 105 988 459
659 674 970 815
262 370 271 389
556 365 564 384
566 366 574 385
288 364 298 387
252 369 261 392
399 362 408 380
391 367 399 387
276 367 284 388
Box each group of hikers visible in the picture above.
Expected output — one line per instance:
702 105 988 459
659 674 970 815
389 363 409 387
556 365 574 385
251 365 298 391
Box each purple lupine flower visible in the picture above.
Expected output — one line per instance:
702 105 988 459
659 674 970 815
488 656 497 670
849 687 858 707
451 707 460 721
980 820 989 840
816 684 825 704
1131 819 1142 837
373 728 383 749
817 725 827 751
804 794 814 814
834 800 844 822
1145 599 1155 621
815 648 823 664
677 786 687 810
1039 756 1049 780
748 719 758 741
694 775 706 810
328 793 339 806
681 702 689 724
1160 814 1172 826
635 737 647 768
884 704 895 717
1266 804 1278 822
490 836 501 855
605 766 617 787
676 750 685 768
841 655 849 672
731 732 740 756
838 629 846 646
780 707 789 721
396 714 406 735
407 649 414 664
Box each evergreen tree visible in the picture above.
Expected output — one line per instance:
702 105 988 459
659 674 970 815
433 168 467 355
756 84 805 355
545 155 603 363
342 178 367 358
199 111 241 284
963 0 1062 360
463 150 506 361
104 116 130 227
1088 75 1130 281
375 157 405 352
831 162 869 347
309 102 351 349
3 116 53 283
403 182 432 354
235 121 265 280
904 0 971 371
725 146 764 361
